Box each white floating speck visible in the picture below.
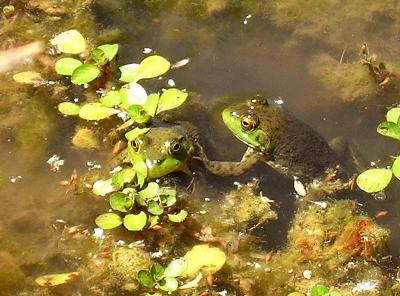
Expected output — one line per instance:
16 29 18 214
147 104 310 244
47 154 64 172
116 240 126 246
73 98 79 102
254 263 261 269
9 175 22 183
151 250 163 258
117 111 128 121
171 58 190 69
303 269 312 279
274 99 284 105
294 176 306 196
167 79 176 87
56 219 66 224
311 201 328 209
93 228 105 239
143 47 153 54
243 14 252 24
109 166 123 174
87 161 102 171
352 281 378 293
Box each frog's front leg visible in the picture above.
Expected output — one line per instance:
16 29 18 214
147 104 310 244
195 145 261 176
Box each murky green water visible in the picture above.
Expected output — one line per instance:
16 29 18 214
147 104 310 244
1 1 400 295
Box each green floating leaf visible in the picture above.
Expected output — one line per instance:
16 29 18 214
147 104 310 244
356 168 392 193
118 63 139 82
123 211 147 231
377 121 400 141
386 107 400 124
92 179 115 196
121 168 136 183
110 192 134 212
112 173 124 190
128 145 148 187
120 83 148 109
147 201 164 216
137 55 170 80
79 103 119 121
148 215 160 228
91 48 108 66
138 270 155 288
139 182 159 199
13 71 43 84
310 285 329 296
182 245 226 278
125 127 151 141
164 258 187 278
157 88 188 114
58 102 80 116
55 58 82 76
35 272 79 287
95 213 122 230
50 30 86 54
100 90 122 107
392 157 400 180
71 64 101 85
127 105 151 123
159 277 178 292
150 263 165 281
97 44 119 61
143 93 160 117
168 210 188 223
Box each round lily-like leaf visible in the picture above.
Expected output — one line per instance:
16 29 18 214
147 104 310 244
110 192 133 212
147 201 164 216
50 30 86 54
356 168 392 193
71 64 101 85
58 102 80 116
168 210 188 223
35 272 79 287
386 107 400 124
150 263 165 281
157 88 188 114
92 179 115 196
118 63 139 82
138 270 155 288
139 182 159 199
100 90 122 107
159 277 178 292
310 285 329 296
91 48 108 66
392 157 400 180
120 82 148 109
97 44 119 61
13 71 43 84
123 211 147 231
143 93 160 116
182 245 226 278
95 213 122 230
164 258 187 278
79 103 119 121
125 127 151 141
128 148 148 188
377 121 400 141
127 105 151 123
137 55 170 80
55 58 82 76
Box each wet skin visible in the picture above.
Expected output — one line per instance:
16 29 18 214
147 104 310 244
200 96 349 183
127 125 196 180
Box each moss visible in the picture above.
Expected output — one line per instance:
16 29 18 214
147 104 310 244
227 200 391 295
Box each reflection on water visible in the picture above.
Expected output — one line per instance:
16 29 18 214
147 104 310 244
1 0 400 295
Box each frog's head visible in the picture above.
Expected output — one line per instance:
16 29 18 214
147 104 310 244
130 126 195 179
222 96 274 153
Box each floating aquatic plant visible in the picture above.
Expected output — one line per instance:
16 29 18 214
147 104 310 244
357 106 400 193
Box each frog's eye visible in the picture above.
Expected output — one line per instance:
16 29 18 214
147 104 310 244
131 139 140 152
168 140 181 155
240 114 259 131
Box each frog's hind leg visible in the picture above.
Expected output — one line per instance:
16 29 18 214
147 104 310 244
329 136 368 175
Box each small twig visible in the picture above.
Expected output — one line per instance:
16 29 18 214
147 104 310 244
339 47 347 64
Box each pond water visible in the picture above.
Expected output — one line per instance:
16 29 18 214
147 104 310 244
1 1 400 295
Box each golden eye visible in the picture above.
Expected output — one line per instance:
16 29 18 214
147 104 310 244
168 140 181 155
240 114 259 131
131 139 140 152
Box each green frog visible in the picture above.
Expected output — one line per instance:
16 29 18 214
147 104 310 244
116 123 198 180
198 96 351 187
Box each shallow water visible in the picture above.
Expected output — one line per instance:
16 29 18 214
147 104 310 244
1 0 400 295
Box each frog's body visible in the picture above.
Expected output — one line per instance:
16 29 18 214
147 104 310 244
116 123 198 180
200 97 350 184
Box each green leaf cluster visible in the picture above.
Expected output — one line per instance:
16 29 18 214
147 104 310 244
357 106 400 193
138 259 187 292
